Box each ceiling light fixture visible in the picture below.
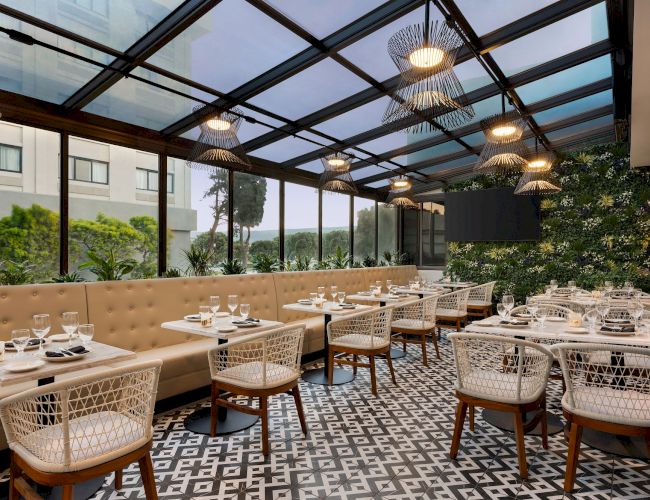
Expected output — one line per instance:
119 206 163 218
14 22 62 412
382 0 474 133
514 139 560 195
386 175 417 208
319 152 357 194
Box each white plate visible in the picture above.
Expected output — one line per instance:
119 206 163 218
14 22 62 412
217 325 237 333
184 314 201 322
499 323 530 329
598 329 636 337
565 327 589 334
546 317 566 322
5 359 45 372
232 322 258 328
298 299 313 305
41 351 88 363
49 333 74 342
4 339 50 352
329 306 343 311
214 312 230 318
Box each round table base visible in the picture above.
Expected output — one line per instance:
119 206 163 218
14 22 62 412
563 425 650 459
184 406 259 436
377 347 407 360
482 409 564 436
302 367 354 385
45 477 107 500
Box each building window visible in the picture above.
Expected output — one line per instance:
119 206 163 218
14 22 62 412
68 0 109 16
136 168 174 194
0 144 22 173
68 157 109 184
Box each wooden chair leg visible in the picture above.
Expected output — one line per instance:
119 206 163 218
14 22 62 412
260 396 269 456
431 331 440 360
540 398 549 450
210 383 218 438
386 349 397 385
469 405 475 432
369 355 378 396
139 452 158 500
513 411 528 479
450 401 468 459
62 485 74 500
115 469 123 490
327 348 335 385
352 354 358 375
402 338 407 352
9 455 20 500
421 335 429 367
292 386 308 435
456 318 461 331
564 422 583 493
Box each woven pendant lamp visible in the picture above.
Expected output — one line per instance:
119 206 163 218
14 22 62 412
319 152 357 194
514 140 560 195
382 0 474 133
186 105 251 171
386 176 418 208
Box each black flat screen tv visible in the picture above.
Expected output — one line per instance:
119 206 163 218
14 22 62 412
445 187 541 242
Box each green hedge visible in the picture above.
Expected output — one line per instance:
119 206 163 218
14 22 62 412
444 144 650 302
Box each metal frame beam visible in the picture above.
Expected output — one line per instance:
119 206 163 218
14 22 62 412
606 0 632 140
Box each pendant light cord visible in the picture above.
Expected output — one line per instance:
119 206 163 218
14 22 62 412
424 0 430 44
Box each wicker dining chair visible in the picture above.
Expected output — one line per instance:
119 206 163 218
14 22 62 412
510 304 573 319
529 297 586 314
449 333 553 479
0 360 162 500
391 295 439 366
552 343 650 492
436 288 471 334
467 281 497 319
328 307 397 396
208 324 307 456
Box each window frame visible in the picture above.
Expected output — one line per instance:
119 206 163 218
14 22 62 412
69 156 110 185
136 167 174 194
0 143 23 173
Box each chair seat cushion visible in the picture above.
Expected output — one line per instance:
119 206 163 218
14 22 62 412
468 301 491 307
437 308 466 318
12 411 149 473
458 369 540 404
563 386 650 426
391 319 435 331
330 334 389 350
213 361 298 389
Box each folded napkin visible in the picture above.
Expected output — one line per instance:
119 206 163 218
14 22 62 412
500 319 529 326
357 291 371 296
601 324 635 333
5 338 44 349
232 319 259 325
512 313 532 319
45 345 88 358
341 304 357 309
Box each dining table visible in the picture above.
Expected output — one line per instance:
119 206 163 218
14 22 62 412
428 281 476 289
282 301 373 385
466 315 650 459
393 286 450 299
162 315 283 436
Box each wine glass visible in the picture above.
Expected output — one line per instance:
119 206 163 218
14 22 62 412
309 292 318 304
375 281 382 294
526 297 538 322
78 324 94 350
502 294 514 319
11 329 30 359
330 286 338 304
604 281 614 293
227 295 238 321
550 279 558 287
624 281 634 296
32 314 50 353
568 280 576 295
596 299 610 324
210 296 221 319
240 304 250 321
584 308 599 333
386 280 393 293
628 301 644 331
317 287 325 303
544 285 552 297
338 291 346 305
496 303 507 322
535 306 549 330
61 311 79 347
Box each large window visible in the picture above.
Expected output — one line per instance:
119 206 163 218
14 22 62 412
136 168 174 194
378 203 397 262
233 172 279 268
69 156 109 184
0 144 21 172
285 182 318 261
322 191 350 259
402 208 419 265
353 197 375 262
421 202 445 266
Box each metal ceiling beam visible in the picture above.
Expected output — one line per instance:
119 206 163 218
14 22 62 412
161 0 424 136
62 0 221 110
606 0 632 141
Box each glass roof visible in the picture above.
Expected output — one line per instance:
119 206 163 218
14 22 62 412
545 114 613 142
312 96 393 139
251 131 324 162
351 165 388 181
456 0 559 37
418 155 476 176
533 90 613 126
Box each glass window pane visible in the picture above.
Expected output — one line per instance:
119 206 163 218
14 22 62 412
148 171 158 190
147 0 309 93
533 90 613 126
136 169 148 190
421 202 445 266
418 155 474 176
233 172 279 269
69 137 158 279
491 3 608 76
353 197 375 261
74 159 92 182
0 122 60 281
378 203 396 260
402 209 419 264
545 114 613 142
407 141 466 165
364 179 390 189
285 182 318 261
351 165 387 181
296 160 323 174
322 191 350 259
313 96 393 139
357 131 411 155
456 0 559 36
167 173 174 194
0 145 21 172
247 58 369 120
250 131 324 163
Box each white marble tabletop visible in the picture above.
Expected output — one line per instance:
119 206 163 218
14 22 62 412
393 287 450 296
346 293 416 304
466 315 650 347
162 316 283 340
0 341 136 386
428 281 476 289
283 302 372 316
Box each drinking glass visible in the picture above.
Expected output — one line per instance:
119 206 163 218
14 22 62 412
338 291 346 305
568 281 576 294
318 287 325 302
550 280 558 287
209 296 221 318
227 295 238 321
535 306 549 330
11 329 30 358
584 308 599 333
544 285 552 297
330 286 338 304
526 297 538 321
496 303 507 321
375 281 382 293
309 292 318 304
628 301 644 330
596 299 610 323
78 324 94 350
624 281 634 295
32 314 50 353
61 311 79 347
408 280 414 290
386 280 393 292
502 294 514 318
604 281 613 293
240 304 250 321
199 305 212 327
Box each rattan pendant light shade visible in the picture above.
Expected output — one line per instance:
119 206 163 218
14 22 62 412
186 105 251 171
319 152 358 194
514 141 560 195
386 176 417 208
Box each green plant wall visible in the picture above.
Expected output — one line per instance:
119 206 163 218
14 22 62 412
444 144 650 302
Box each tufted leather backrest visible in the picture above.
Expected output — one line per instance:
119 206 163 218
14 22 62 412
0 283 89 341
85 274 279 352
363 266 418 287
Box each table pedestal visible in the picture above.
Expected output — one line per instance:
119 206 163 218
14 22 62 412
482 409 564 436
184 406 259 436
302 313 355 386
563 425 650 459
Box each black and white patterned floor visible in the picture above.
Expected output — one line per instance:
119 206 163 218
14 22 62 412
88 334 650 500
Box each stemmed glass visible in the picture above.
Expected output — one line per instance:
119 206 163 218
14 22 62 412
584 308 599 333
210 296 221 320
338 291 346 305
375 281 382 294
496 303 507 322
628 301 644 331
535 306 549 330
32 314 50 353
604 281 614 293
386 280 393 293
568 280 577 295
330 286 338 305
78 324 94 350
526 297 538 323
227 295 238 321
61 312 79 348
11 329 30 359
624 281 634 296
240 304 250 322
596 299 610 325
502 294 514 319
318 287 325 304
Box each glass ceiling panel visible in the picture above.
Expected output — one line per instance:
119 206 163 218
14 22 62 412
364 179 390 189
459 131 486 147
453 59 494 93
83 67 203 129
418 155 475 176
263 0 386 39
247 57 369 120
533 90 613 127
252 131 324 162
351 165 388 181
147 0 309 94
545 115 613 142
463 94 515 127
407 141 466 165
296 160 322 174
516 55 611 105
1 0 186 51
312 96 392 139
0 14 107 104
491 3 608 76
357 131 410 155
456 0 559 37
